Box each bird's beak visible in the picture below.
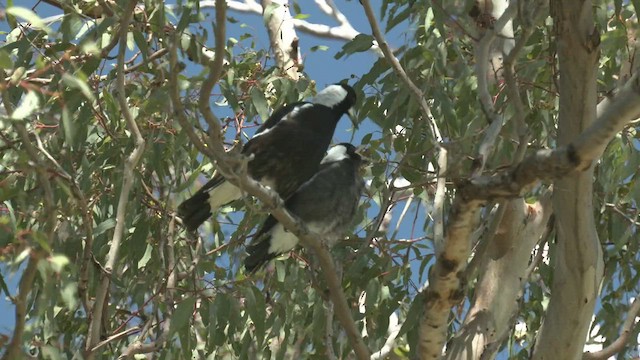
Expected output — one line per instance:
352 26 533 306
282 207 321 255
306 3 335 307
347 107 358 129
355 145 371 165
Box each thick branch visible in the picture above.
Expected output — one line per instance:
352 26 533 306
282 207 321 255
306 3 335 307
532 0 603 358
445 193 553 359
576 72 640 161
473 1 518 175
199 0 365 45
458 69 640 201
417 199 483 359
262 0 300 79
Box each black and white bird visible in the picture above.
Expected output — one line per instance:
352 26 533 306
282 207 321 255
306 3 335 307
244 143 366 272
178 84 357 231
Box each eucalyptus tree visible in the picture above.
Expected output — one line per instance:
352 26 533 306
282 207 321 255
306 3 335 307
1 0 639 359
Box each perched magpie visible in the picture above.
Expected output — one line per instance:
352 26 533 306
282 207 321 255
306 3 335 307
244 143 366 272
178 84 357 231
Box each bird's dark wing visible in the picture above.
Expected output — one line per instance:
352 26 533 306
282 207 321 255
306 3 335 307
254 101 307 135
249 163 345 243
286 161 359 222
246 160 362 272
242 109 336 199
245 234 278 273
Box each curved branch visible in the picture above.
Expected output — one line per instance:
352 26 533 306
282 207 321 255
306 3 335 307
1 256 41 360
583 297 640 360
371 312 401 360
199 0 366 44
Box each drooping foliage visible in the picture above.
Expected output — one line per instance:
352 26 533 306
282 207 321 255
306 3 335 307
0 0 639 358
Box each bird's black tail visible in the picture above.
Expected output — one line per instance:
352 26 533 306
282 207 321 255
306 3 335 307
245 238 278 273
177 190 212 232
178 176 227 231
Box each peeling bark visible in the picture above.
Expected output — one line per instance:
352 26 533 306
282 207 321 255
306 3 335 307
418 199 483 359
445 194 553 359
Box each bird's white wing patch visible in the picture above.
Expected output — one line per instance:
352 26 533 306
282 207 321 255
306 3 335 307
321 144 349 164
268 224 300 254
207 180 242 211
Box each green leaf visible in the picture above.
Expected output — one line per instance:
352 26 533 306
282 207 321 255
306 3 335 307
0 272 11 298
6 7 53 34
94 219 116 237
250 86 269 120
398 294 424 337
310 45 329 52
293 13 310 20
366 278 380 309
335 34 375 59
62 73 96 102
210 294 231 346
61 282 78 310
169 297 196 336
132 30 149 62
0 50 14 69
48 254 70 273
137 244 153 269
60 13 84 42
251 286 266 345
5 0 17 29
61 105 76 148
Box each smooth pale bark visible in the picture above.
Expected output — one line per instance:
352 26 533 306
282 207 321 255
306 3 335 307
531 1 604 359
261 0 300 79
445 195 552 359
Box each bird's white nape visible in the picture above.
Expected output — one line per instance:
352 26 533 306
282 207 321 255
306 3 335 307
313 85 348 109
321 144 349 164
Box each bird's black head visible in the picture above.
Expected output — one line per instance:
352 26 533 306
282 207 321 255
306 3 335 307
321 143 365 165
313 84 357 118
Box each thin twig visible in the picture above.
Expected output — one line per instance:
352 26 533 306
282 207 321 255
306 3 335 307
85 1 144 357
359 0 440 144
358 0 448 256
583 297 640 360
118 217 178 358
473 2 518 176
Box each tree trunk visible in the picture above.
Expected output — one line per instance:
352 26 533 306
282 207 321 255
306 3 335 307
531 0 604 358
